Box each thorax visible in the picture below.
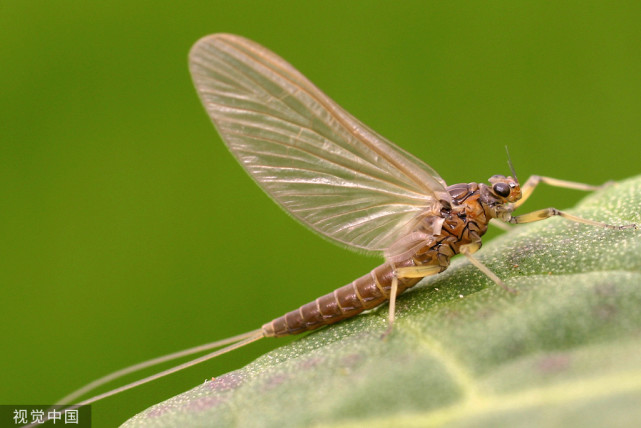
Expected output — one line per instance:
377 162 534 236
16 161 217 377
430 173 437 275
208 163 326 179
440 182 492 243
386 181 507 267
403 182 494 266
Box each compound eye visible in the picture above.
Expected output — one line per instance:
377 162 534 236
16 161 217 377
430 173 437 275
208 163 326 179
493 182 510 197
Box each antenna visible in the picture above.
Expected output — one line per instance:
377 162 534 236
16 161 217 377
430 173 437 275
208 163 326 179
505 146 519 184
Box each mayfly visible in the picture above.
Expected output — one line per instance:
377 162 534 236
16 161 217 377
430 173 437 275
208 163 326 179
56 33 637 409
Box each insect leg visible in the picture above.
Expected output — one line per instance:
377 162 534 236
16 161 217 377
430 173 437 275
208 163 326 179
381 264 442 337
509 208 637 230
395 264 442 278
389 264 442 320
515 175 608 209
387 274 399 328
460 243 516 293
490 218 512 231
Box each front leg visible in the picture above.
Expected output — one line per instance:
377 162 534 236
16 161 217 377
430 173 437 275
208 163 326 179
515 175 608 209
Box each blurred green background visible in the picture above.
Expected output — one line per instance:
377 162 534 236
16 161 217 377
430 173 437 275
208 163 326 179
2 1 640 427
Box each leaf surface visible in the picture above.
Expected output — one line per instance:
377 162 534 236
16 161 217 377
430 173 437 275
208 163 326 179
123 176 641 428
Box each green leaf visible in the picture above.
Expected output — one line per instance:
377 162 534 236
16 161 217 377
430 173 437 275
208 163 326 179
123 176 641 428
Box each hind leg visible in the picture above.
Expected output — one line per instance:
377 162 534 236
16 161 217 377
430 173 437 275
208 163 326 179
382 264 442 336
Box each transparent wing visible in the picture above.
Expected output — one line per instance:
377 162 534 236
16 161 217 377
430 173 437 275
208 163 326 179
189 34 451 254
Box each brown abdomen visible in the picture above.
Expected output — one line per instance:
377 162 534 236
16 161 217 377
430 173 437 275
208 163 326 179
262 258 420 337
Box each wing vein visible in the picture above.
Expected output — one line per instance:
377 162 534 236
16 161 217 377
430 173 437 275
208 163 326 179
189 34 449 254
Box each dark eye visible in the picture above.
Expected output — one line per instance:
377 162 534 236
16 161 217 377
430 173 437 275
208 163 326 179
493 182 510 197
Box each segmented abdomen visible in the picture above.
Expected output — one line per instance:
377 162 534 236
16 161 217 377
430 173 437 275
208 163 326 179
262 258 421 337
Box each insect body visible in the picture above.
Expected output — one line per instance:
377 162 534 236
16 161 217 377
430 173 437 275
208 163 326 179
56 33 637 409
264 178 518 336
